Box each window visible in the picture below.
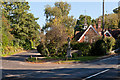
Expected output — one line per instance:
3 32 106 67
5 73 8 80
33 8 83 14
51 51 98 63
84 35 88 42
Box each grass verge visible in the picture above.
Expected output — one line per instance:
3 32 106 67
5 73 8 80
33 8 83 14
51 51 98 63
1 50 24 57
27 56 100 63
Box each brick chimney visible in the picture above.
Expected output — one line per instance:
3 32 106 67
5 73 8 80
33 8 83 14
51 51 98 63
97 18 102 35
98 18 101 29
93 22 96 30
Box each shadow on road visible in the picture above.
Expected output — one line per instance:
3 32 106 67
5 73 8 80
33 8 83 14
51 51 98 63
1 68 120 80
2 50 41 62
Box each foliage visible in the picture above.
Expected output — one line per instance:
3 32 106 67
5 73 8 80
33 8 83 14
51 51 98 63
71 42 91 56
114 38 120 49
104 37 116 53
105 14 119 29
37 43 47 56
72 53 79 58
97 13 119 29
113 6 120 28
113 6 120 14
75 15 92 31
46 24 68 56
90 39 106 56
43 1 76 37
2 1 40 52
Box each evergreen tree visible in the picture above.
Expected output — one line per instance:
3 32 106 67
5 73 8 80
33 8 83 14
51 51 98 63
2 1 40 49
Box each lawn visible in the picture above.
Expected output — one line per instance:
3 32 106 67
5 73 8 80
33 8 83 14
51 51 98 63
27 56 100 63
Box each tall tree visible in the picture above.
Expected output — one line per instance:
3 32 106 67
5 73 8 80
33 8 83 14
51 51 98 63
2 1 40 49
113 6 120 28
75 15 92 31
97 13 119 29
43 1 76 37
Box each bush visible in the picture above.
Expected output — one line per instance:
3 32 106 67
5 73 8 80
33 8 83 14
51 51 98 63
37 43 46 56
114 39 120 49
90 39 106 56
71 42 91 56
104 37 116 53
72 53 79 58
57 43 68 57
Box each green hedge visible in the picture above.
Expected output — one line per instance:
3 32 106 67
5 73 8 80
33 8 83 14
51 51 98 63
71 42 91 56
90 39 106 56
104 37 115 53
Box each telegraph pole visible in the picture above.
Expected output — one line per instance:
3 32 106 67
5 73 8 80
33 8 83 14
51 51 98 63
102 0 105 39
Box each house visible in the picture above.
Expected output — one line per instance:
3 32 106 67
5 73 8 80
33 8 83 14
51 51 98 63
74 18 112 43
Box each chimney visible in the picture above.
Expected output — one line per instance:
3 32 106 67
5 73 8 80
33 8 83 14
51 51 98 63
93 22 96 29
97 18 102 35
98 18 101 28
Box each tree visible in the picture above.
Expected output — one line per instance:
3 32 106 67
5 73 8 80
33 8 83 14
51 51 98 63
43 1 76 37
46 24 68 56
2 14 14 47
97 13 119 29
113 6 120 28
2 1 40 49
104 37 115 53
75 15 92 31
104 14 119 29
113 6 120 14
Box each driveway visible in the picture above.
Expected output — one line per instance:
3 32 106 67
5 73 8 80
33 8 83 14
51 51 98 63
1 50 120 80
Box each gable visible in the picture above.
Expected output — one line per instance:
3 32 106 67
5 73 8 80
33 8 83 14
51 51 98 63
104 30 112 37
78 25 99 42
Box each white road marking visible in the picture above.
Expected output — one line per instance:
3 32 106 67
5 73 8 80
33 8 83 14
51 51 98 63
100 58 111 61
83 69 110 80
72 65 75 66
58 67 65 68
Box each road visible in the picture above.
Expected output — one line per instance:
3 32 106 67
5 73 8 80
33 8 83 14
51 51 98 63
1 50 120 80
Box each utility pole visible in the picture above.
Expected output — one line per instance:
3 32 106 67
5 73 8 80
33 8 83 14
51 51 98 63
102 0 105 39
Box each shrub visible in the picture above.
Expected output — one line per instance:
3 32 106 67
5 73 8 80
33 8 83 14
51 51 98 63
72 53 79 58
71 42 91 56
90 39 106 56
37 43 46 56
104 37 116 53
57 43 68 57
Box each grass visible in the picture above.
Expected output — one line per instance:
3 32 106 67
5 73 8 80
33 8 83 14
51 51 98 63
27 56 100 63
1 50 23 57
58 56 100 63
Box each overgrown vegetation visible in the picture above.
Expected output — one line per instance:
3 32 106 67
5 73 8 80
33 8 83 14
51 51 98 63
27 56 100 63
37 37 116 58
1 1 40 56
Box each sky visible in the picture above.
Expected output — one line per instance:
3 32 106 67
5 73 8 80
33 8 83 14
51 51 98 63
27 0 120 28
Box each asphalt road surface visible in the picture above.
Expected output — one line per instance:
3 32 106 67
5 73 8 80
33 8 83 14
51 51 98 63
1 50 120 80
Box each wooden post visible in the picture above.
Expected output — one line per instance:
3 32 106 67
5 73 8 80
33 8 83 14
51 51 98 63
102 0 105 39
36 57 38 63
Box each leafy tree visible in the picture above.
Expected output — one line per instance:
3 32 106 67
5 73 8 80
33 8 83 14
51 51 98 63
75 15 92 31
113 6 120 14
104 37 115 53
46 24 68 56
44 1 76 37
2 1 40 49
97 13 119 29
90 39 106 56
2 15 13 46
105 14 119 29
113 6 120 28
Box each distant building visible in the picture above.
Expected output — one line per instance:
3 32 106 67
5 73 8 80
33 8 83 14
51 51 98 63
74 18 112 43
